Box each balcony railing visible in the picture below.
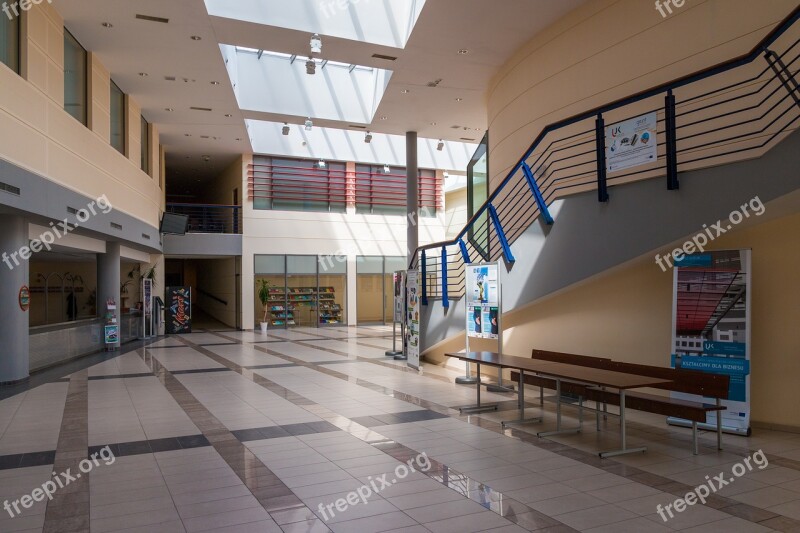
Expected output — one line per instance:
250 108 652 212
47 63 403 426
412 7 800 305
165 204 243 234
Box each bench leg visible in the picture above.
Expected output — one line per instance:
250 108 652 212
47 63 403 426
692 421 699 455
716 398 723 451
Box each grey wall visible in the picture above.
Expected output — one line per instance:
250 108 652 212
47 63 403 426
163 234 243 257
422 130 800 353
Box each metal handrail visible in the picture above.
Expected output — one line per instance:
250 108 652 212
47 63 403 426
413 7 800 300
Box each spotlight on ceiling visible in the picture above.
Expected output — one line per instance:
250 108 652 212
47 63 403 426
306 59 316 75
383 164 391 174
305 118 313 131
318 159 326 169
282 123 290 136
437 140 445 151
310 33 322 55
364 132 373 144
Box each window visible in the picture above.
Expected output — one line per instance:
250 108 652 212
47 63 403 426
0 8 19 73
110 81 126 154
467 132 489 259
63 29 87 125
354 166 440 217
140 115 150 174
249 156 347 213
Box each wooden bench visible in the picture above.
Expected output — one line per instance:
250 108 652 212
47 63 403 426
510 349 730 454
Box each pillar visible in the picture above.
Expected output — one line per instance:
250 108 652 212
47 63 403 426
97 242 121 347
0 215 30 383
406 131 419 266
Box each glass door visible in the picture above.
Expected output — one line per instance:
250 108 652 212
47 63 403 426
254 255 288 328
319 257 346 326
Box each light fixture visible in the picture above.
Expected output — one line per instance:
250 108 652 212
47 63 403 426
458 49 469 55
165 108 174 112
430 122 437 126
304 118 313 131
318 159 326 169
455 97 463 102
306 59 316 75
401 89 410 94
282 123 290 136
190 35 202 41
384 164 391 174
224 113 232 118
364 132 373 144
443 171 450 178
380 116 388 120
101 22 113 28
210 81 220 85
310 33 322 54
437 140 444 151
138 72 148 77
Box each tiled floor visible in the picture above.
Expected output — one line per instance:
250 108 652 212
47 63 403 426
1 326 799 532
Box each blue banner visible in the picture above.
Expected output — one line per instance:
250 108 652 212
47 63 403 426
703 340 746 356
671 354 749 402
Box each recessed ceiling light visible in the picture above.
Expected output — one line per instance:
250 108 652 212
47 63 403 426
455 98 463 102
138 72 148 77
380 116 388 120
165 108 174 112
190 35 202 41
101 22 113 28
458 49 469 55
184 134 191 137
401 89 410 94
224 114 232 117
235 138 242 141
211 81 220 85
430 122 437 126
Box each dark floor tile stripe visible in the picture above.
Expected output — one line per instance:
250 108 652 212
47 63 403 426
43 369 90 533
170 367 233 375
88 372 154 380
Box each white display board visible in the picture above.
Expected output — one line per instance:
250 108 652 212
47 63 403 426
405 270 420 369
393 271 405 323
605 112 658 172
465 263 499 340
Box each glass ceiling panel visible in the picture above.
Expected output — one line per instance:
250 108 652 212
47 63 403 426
222 45 392 124
205 0 426 49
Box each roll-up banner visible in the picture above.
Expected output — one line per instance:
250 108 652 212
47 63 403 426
669 250 751 435
405 270 420 369
166 286 192 334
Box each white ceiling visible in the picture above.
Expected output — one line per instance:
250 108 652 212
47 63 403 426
54 0 586 185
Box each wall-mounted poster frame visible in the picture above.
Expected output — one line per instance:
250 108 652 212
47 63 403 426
669 249 752 436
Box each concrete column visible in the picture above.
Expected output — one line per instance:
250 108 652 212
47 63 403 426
406 131 419 266
97 242 121 347
0 215 30 383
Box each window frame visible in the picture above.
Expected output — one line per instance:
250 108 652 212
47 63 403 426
63 28 88 125
0 7 20 74
110 80 126 155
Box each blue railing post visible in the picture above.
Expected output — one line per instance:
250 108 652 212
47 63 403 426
665 90 679 190
458 239 471 264
441 246 449 308
595 114 609 203
487 204 515 264
521 163 554 225
420 250 428 306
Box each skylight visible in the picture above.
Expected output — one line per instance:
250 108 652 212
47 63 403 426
206 0 427 49
222 45 392 124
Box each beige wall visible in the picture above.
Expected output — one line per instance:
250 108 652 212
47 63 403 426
487 0 798 189
445 187 468 240
194 258 237 328
0 3 163 229
427 212 800 430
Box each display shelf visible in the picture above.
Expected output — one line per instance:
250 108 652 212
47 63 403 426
266 287 342 326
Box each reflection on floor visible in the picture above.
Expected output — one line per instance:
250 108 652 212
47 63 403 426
1 326 799 532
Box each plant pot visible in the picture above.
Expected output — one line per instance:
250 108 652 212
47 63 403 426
260 322 269 335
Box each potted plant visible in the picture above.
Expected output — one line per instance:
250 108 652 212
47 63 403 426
257 279 272 334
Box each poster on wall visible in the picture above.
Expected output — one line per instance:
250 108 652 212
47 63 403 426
393 271 406 323
465 263 499 340
605 111 658 172
405 270 420 369
166 287 192 334
670 250 752 435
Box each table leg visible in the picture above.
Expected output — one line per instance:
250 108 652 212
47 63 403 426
537 378 580 437
599 390 646 458
458 362 498 414
502 369 541 428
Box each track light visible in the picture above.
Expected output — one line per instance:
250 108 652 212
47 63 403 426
306 59 316 75
365 132 373 144
437 140 444 151
384 164 391 174
305 118 313 131
282 123 290 136
318 159 326 169
310 33 322 55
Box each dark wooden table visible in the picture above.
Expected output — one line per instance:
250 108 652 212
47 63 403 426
446 352 672 457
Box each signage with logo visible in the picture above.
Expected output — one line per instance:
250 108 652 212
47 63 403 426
18 286 30 312
166 287 192 334
605 111 658 172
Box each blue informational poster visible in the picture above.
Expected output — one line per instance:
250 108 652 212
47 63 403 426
670 250 751 435
465 263 499 340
